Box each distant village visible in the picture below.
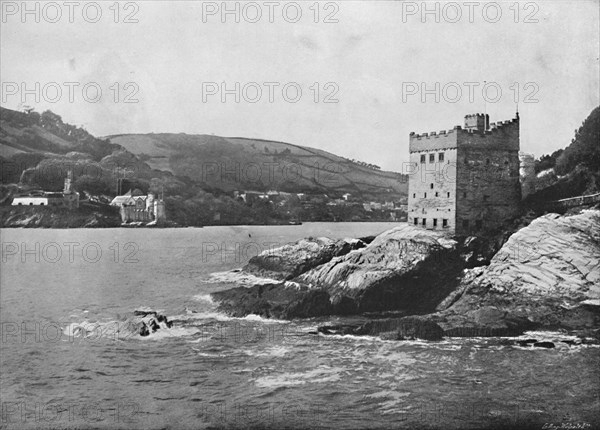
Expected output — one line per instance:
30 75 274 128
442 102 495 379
233 190 408 222
8 169 408 226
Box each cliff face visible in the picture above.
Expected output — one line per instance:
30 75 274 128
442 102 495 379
431 210 600 336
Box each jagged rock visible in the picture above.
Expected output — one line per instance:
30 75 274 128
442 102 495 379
533 342 555 348
294 226 461 314
214 225 462 318
426 210 600 336
132 308 173 336
242 237 366 281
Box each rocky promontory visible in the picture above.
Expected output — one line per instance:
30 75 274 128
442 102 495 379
213 225 464 318
425 210 600 337
212 209 600 340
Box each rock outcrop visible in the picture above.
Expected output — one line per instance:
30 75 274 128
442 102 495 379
426 210 600 336
213 210 600 340
242 237 367 281
213 225 463 319
319 316 445 341
133 308 173 336
295 226 460 314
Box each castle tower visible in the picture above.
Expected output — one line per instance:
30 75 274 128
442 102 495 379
464 113 489 132
407 113 521 235
62 170 79 209
519 152 536 199
154 199 166 222
63 170 73 194
146 193 155 212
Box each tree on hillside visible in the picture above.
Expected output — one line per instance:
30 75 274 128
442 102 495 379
555 106 600 176
74 175 112 196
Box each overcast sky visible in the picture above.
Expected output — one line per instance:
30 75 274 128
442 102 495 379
1 0 599 171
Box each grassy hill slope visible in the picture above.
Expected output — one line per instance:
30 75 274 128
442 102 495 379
108 133 407 198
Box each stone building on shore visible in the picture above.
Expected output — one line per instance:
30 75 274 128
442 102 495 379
407 113 522 235
110 189 166 223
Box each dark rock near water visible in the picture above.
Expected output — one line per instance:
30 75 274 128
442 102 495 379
318 317 444 341
242 237 366 281
211 283 335 319
357 317 444 341
533 341 555 348
133 308 173 336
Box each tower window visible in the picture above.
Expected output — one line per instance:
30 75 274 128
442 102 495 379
422 218 426 226
463 192 467 198
420 155 426 163
442 219 448 227
433 219 438 227
447 192 450 198
414 217 418 225
413 193 416 198
429 154 435 163
435 192 439 197
424 192 427 198
430 183 434 189
486 159 490 165
438 152 444 162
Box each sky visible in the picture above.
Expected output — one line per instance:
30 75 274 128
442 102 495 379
1 0 599 171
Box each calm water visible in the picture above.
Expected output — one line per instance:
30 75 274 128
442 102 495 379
1 223 598 430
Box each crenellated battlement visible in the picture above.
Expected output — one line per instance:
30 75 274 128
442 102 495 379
410 116 518 140
409 113 519 153
410 127 460 140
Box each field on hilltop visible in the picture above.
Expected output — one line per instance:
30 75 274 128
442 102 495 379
108 133 407 197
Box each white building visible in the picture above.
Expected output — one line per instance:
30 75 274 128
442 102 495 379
12 171 79 208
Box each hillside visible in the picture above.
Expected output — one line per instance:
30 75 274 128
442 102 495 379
1 107 407 226
107 133 407 197
528 106 600 203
